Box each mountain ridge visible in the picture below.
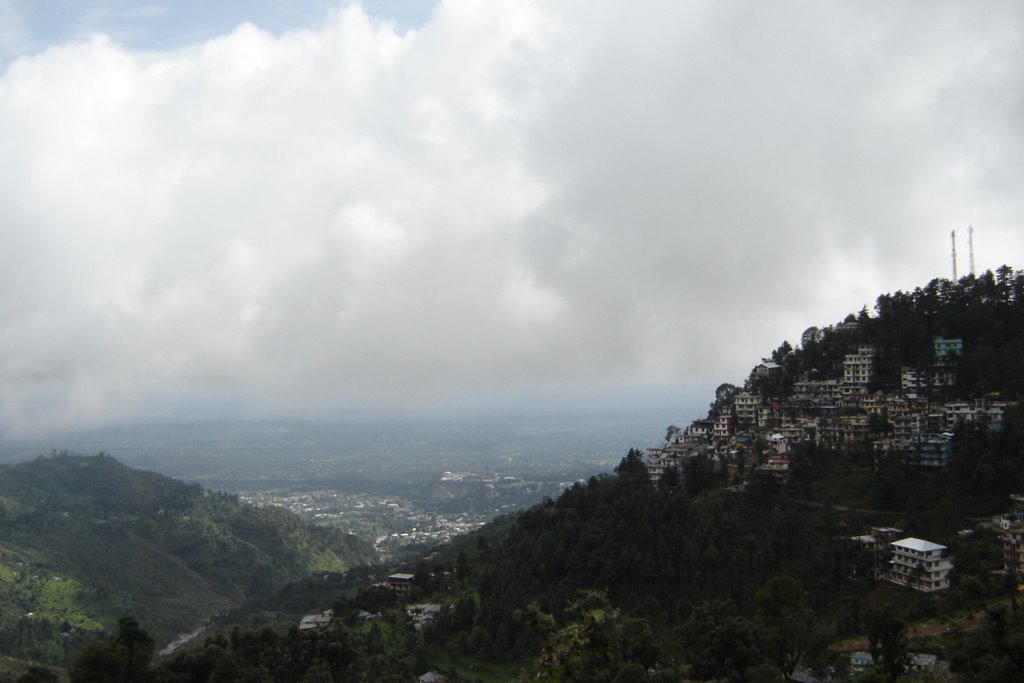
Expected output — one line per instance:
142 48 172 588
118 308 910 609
0 453 377 665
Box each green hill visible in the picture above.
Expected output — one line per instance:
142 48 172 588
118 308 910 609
0 453 377 665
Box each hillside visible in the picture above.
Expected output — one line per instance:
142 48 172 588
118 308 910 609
0 453 377 665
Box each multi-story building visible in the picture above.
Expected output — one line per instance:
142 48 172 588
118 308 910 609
931 362 957 388
713 414 735 442
945 399 1016 431
874 433 952 467
1000 495 1024 576
1003 524 1024 577
901 367 922 396
840 414 870 444
934 337 964 359
793 379 842 402
843 346 875 386
851 527 904 579
887 538 953 592
734 391 762 426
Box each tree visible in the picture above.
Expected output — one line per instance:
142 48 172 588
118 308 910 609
665 424 681 444
16 666 58 683
70 617 154 683
681 599 761 682
754 577 817 680
614 449 647 478
531 591 646 682
866 606 909 681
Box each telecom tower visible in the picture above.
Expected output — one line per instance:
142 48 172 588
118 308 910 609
951 230 958 281
968 225 975 276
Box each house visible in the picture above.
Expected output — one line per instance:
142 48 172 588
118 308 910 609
908 653 939 672
387 573 415 595
768 433 789 455
759 455 790 479
418 672 448 683
406 603 443 630
754 361 780 379
849 652 874 673
887 537 953 592
298 610 333 631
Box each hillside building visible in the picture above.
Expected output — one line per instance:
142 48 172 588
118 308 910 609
934 337 963 358
887 537 953 592
734 391 762 426
851 527 904 580
387 573 415 595
843 346 875 386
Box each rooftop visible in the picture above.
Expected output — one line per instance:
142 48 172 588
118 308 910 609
892 537 946 552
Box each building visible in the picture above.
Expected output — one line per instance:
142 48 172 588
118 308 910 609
843 346 875 386
406 603 443 630
887 537 953 592
851 527 904 580
298 610 333 631
1001 496 1024 576
901 367 922 397
1002 523 1024 577
754 361 781 379
734 391 762 425
934 337 963 358
713 414 735 442
945 399 1016 431
902 433 953 467
387 573 415 595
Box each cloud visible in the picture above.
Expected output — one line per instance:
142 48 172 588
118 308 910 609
0 0 1022 434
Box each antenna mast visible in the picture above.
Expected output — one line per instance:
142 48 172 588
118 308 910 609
968 225 975 276
951 230 958 281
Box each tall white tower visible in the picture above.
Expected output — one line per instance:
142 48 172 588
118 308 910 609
951 230 958 281
968 225 975 276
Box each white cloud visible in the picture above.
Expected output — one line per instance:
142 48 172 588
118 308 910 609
0 0 1022 434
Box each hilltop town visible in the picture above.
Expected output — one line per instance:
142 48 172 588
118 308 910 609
645 268 1024 615
647 332 1013 482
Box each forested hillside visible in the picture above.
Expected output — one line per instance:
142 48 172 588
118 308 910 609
0 454 376 666
771 265 1024 398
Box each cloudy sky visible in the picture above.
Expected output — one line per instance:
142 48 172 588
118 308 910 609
0 0 1021 436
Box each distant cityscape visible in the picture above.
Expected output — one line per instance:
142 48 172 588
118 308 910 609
239 471 583 560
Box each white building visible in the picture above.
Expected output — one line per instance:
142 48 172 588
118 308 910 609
843 346 875 386
734 391 762 425
887 537 953 592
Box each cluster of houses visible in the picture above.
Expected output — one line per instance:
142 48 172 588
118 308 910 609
646 335 1015 481
644 332 1024 593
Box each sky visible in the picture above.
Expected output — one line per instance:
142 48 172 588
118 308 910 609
0 0 1022 437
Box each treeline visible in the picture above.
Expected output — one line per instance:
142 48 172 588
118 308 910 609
761 267 1024 398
